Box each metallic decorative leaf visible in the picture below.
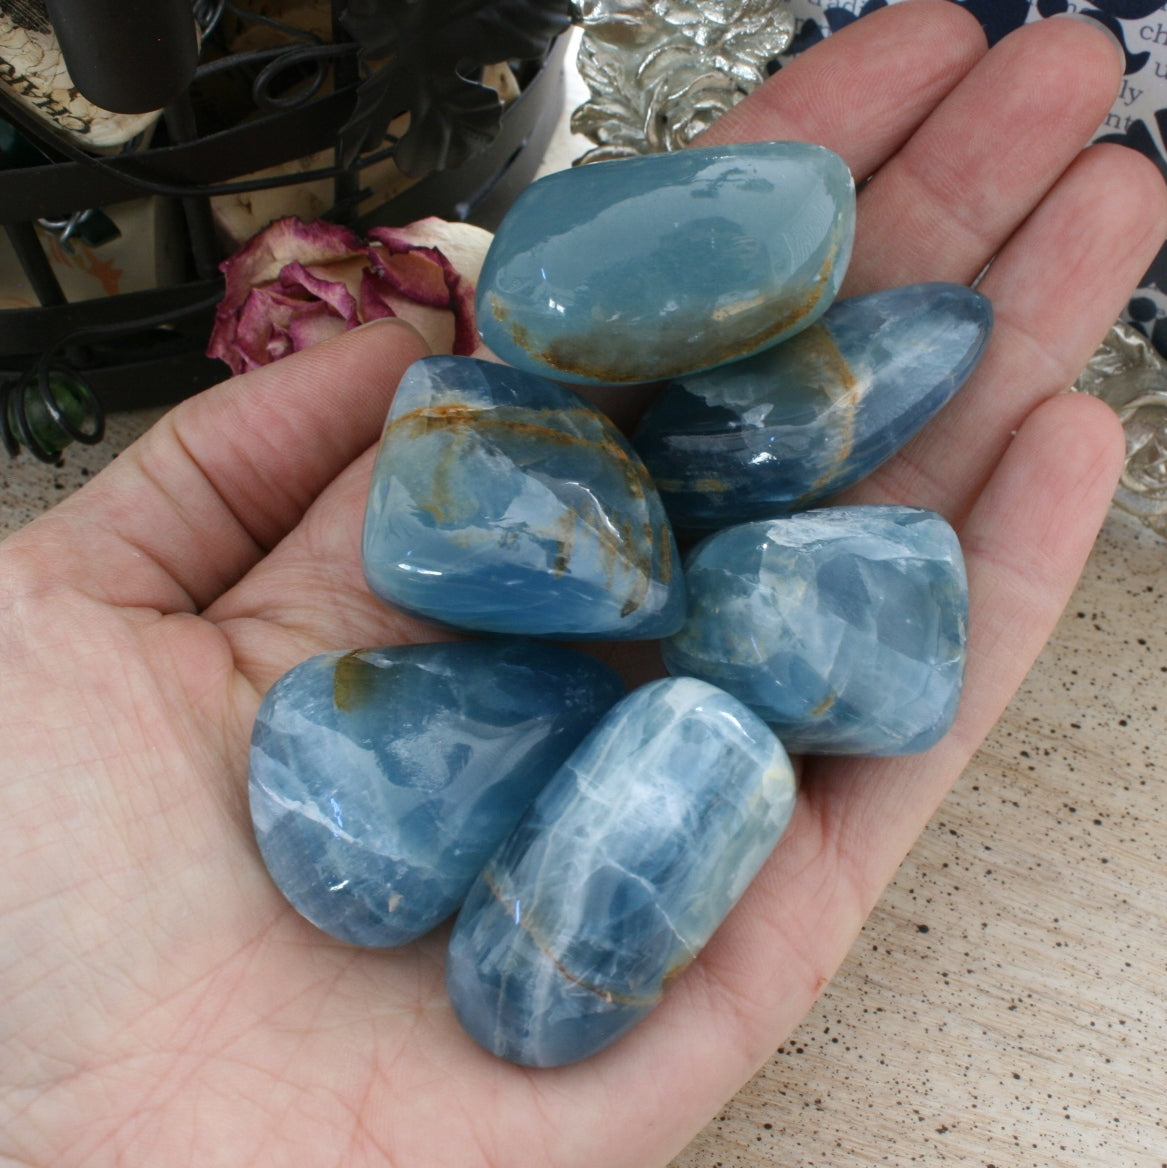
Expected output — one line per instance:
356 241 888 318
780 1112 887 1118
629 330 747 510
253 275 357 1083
571 0 793 162
1075 321 1167 537
339 0 574 175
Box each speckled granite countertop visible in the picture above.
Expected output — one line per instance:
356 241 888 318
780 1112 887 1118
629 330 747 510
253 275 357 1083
671 505 1167 1167
3 41 1165 1166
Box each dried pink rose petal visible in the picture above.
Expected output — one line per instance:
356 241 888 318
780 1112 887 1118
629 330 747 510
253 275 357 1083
207 215 492 375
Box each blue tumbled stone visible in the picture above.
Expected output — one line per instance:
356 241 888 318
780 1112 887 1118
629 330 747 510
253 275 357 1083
249 641 625 947
661 506 967 755
446 676 796 1067
476 141 856 385
362 355 684 639
634 283 993 531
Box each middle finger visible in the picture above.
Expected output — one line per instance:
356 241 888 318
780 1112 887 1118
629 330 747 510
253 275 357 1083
842 15 1124 295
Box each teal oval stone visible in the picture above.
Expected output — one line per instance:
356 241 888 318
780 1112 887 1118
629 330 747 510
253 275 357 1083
446 676 796 1066
476 141 856 386
362 355 684 639
662 506 968 755
634 283 993 531
249 642 626 948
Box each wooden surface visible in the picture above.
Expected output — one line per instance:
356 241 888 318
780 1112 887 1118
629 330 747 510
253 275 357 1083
3 39 1165 1167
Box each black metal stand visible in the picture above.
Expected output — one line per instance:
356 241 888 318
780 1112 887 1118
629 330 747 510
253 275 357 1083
0 3 569 458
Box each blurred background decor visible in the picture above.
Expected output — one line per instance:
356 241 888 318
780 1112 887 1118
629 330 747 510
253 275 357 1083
0 0 572 462
570 0 793 163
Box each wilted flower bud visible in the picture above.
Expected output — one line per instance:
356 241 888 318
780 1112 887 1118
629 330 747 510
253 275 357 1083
207 216 492 375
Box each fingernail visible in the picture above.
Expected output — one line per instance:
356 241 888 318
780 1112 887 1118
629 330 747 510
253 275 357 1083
1051 12 1126 70
352 316 415 335
351 317 432 349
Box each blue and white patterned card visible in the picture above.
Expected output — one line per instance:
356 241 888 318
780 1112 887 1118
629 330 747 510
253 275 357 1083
785 0 1167 355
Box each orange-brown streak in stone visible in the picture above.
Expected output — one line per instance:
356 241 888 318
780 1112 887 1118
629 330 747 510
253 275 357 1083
493 239 844 384
661 951 698 988
656 522 675 587
691 477 731 494
482 865 664 1009
550 509 575 577
796 322 861 500
333 649 376 713
810 690 838 717
383 405 660 613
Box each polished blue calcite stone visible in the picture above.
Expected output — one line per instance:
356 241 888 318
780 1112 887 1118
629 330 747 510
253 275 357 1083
446 676 796 1067
362 355 684 639
476 141 856 385
249 641 625 947
662 506 967 755
634 283 992 531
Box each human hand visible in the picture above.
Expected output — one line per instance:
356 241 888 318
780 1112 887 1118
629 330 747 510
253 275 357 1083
2 5 1163 1166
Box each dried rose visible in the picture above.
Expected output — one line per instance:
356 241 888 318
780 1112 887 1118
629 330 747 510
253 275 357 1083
206 216 492 375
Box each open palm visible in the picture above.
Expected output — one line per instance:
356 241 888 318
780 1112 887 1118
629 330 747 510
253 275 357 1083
2 7 1163 1166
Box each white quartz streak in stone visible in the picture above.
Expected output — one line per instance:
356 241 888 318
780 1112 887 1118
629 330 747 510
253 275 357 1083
662 506 968 755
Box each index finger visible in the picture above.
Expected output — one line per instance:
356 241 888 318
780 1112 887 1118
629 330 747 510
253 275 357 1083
3 320 431 615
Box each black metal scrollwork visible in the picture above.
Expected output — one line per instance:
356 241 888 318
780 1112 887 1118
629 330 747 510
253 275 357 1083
339 0 574 175
0 0 573 461
1 362 104 465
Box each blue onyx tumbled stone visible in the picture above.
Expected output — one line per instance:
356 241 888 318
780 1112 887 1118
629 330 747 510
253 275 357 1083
634 283 993 531
446 676 796 1067
362 355 684 640
249 641 625 947
476 141 856 385
662 506 968 755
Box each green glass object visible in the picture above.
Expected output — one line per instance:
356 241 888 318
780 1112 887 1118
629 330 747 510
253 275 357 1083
3 368 105 462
